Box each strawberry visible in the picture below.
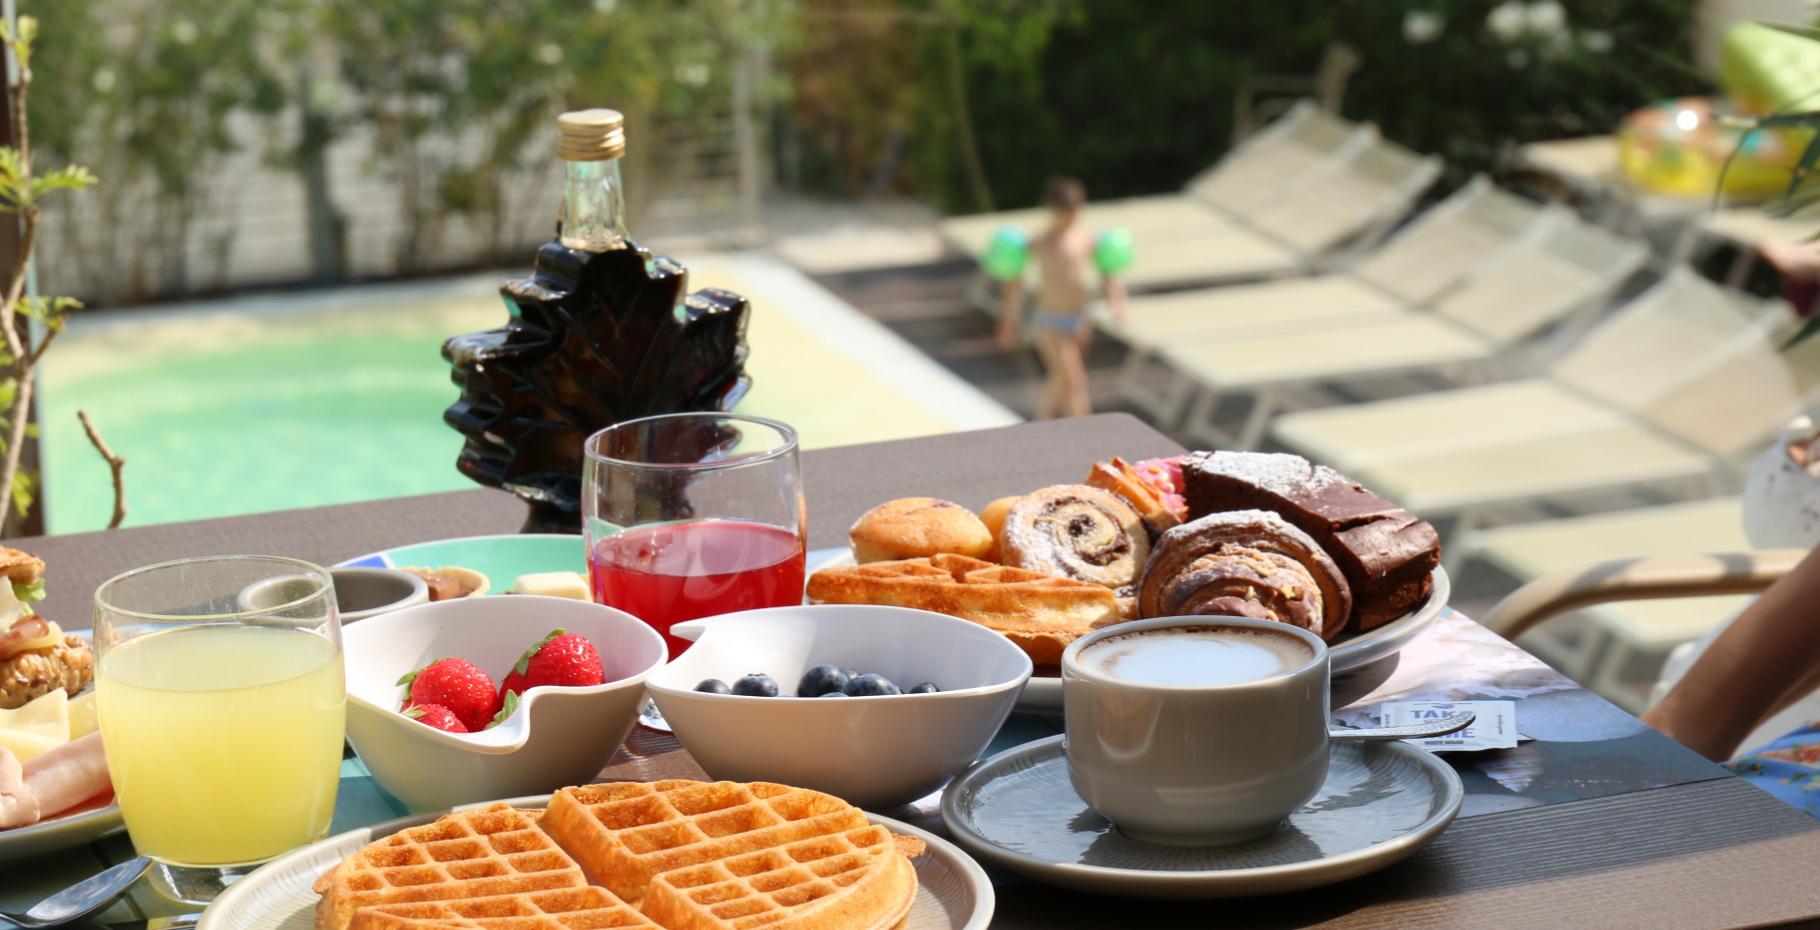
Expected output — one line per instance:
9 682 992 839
398 658 499 732
402 704 469 734
499 628 605 700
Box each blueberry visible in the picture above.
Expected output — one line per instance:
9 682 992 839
695 678 732 694
731 673 780 697
797 664 851 697
817 691 849 698
838 666 860 681
908 682 940 694
844 673 901 696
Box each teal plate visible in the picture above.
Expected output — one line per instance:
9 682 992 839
337 535 850 596
336 534 588 589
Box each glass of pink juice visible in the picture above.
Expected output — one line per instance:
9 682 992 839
583 414 806 664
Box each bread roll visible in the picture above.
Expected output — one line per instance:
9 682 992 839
977 495 1022 561
848 498 994 563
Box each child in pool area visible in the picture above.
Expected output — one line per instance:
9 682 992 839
995 176 1129 419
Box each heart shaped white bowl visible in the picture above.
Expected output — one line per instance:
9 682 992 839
647 604 1033 810
341 594 666 811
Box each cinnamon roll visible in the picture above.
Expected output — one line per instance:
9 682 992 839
1138 510 1352 640
1000 485 1151 588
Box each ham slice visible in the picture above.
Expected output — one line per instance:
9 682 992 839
0 745 38 828
0 615 50 660
22 732 109 819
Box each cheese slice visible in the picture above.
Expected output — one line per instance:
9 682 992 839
66 689 97 739
11 620 63 655
0 689 68 761
507 571 591 600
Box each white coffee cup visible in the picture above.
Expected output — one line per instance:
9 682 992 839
1061 616 1331 846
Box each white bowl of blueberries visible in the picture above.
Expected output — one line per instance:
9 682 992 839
646 603 1033 810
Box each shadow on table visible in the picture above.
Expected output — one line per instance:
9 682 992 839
987 776 1818 928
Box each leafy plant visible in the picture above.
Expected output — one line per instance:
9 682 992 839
1713 24 1820 349
0 16 124 531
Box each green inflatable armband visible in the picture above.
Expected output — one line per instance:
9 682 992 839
1095 227 1135 275
982 226 1030 281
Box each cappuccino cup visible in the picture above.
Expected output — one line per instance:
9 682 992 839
1061 616 1330 846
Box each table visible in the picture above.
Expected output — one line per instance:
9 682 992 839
8 414 1820 929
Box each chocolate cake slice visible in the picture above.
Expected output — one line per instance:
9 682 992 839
1181 451 1439 632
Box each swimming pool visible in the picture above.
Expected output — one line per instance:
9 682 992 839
39 254 1015 534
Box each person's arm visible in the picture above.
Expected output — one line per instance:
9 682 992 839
1642 541 1820 761
1102 274 1129 324
996 279 1024 348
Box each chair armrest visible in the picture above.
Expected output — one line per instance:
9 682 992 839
1480 550 1806 640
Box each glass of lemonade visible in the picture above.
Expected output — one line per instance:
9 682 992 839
94 555 345 903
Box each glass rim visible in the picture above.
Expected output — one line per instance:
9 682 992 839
94 554 335 623
583 412 799 473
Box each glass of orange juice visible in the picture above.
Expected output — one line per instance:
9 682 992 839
94 555 345 903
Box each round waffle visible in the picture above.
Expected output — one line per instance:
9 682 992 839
316 781 923 930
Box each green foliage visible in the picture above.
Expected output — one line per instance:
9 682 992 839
18 295 80 328
0 146 96 212
8 469 32 524
785 0 1702 211
0 15 36 70
25 0 285 297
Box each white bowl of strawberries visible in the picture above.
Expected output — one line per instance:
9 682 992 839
340 594 666 811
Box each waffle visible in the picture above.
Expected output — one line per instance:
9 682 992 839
348 887 657 930
806 552 1124 665
318 783 923 930
314 804 598 930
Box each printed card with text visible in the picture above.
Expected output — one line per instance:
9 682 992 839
1380 700 1520 752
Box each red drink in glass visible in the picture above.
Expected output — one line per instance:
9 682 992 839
589 518 806 657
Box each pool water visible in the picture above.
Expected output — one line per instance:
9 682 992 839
39 256 1015 534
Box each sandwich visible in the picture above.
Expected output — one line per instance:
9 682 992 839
0 549 94 710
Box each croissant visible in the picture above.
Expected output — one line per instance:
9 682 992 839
1138 510 1352 640
1000 485 1151 589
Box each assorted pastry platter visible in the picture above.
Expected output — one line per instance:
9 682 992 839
807 450 1447 714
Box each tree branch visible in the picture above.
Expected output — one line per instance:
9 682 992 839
0 54 31 363
76 409 125 529
0 205 35 362
0 365 32 530
24 310 56 366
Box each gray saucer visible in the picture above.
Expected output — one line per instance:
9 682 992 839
940 735 1463 898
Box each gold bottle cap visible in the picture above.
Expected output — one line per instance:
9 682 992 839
558 108 626 161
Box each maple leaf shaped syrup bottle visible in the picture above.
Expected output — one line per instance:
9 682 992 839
443 109 751 532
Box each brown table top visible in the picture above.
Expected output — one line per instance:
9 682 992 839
12 414 1820 929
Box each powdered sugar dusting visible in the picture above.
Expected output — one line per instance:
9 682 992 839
1164 509 1312 548
1186 451 1349 497
1002 485 1144 584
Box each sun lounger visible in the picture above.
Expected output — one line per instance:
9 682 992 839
1272 270 1790 467
1186 100 1372 215
1465 497 1750 706
1159 212 1647 448
1108 178 1550 422
1274 272 1820 545
940 103 1439 300
945 101 1366 256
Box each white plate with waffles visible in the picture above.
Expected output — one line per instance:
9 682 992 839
199 789 994 930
